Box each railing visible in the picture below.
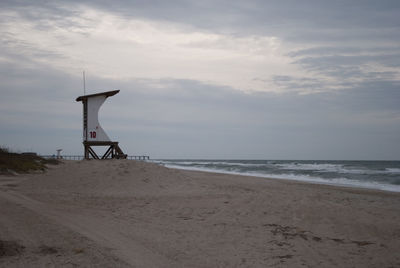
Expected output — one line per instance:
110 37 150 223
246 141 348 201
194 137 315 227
41 155 83 160
41 155 150 161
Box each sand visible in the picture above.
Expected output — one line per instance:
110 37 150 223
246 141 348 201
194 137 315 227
1 160 400 267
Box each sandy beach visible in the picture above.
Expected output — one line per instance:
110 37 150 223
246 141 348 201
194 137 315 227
1 160 400 267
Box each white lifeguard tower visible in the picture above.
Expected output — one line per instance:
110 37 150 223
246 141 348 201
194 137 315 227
76 90 127 159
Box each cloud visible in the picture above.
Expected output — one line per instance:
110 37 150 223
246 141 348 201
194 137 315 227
2 1 400 95
72 0 400 44
0 4 307 93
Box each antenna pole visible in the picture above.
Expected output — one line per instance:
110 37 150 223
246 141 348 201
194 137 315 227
83 71 86 95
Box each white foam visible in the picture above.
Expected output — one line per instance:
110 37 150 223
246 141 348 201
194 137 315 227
217 162 267 167
160 161 218 166
385 168 400 174
276 163 343 172
275 163 398 175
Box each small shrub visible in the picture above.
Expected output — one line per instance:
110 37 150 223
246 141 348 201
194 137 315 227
0 147 59 175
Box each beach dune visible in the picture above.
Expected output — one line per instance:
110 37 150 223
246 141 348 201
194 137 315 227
1 160 400 267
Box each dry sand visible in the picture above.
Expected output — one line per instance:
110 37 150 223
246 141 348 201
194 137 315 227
1 160 400 267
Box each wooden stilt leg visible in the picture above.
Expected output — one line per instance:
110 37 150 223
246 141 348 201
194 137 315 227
83 141 127 160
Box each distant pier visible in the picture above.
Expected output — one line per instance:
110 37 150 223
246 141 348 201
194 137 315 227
41 155 150 161
127 155 150 160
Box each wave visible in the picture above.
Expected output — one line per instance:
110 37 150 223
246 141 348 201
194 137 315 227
275 163 400 175
275 163 343 172
159 161 400 193
385 168 400 174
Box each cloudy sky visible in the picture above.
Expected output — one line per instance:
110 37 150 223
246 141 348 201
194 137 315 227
1 0 399 160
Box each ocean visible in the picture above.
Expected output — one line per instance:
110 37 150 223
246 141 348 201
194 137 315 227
153 160 400 192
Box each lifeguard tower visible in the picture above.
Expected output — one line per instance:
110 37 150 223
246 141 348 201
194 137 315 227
76 90 127 159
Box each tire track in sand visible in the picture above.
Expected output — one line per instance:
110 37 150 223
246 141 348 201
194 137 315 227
0 189 174 268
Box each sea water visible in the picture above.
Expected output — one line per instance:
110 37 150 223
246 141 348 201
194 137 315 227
152 160 400 192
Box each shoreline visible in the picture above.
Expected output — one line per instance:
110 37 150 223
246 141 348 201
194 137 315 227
171 165 400 198
161 163 400 194
1 160 400 267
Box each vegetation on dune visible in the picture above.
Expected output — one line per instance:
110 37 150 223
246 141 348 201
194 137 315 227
0 147 59 175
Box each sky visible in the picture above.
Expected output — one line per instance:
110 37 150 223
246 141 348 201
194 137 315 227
0 0 399 160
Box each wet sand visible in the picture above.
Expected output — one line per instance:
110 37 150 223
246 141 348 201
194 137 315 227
1 160 400 267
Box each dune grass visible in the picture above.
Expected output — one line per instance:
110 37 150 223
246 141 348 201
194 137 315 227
0 147 59 175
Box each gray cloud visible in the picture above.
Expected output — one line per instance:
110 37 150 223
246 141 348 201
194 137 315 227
70 0 400 43
284 44 400 92
288 46 400 57
270 75 329 93
294 54 400 70
5 0 399 41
